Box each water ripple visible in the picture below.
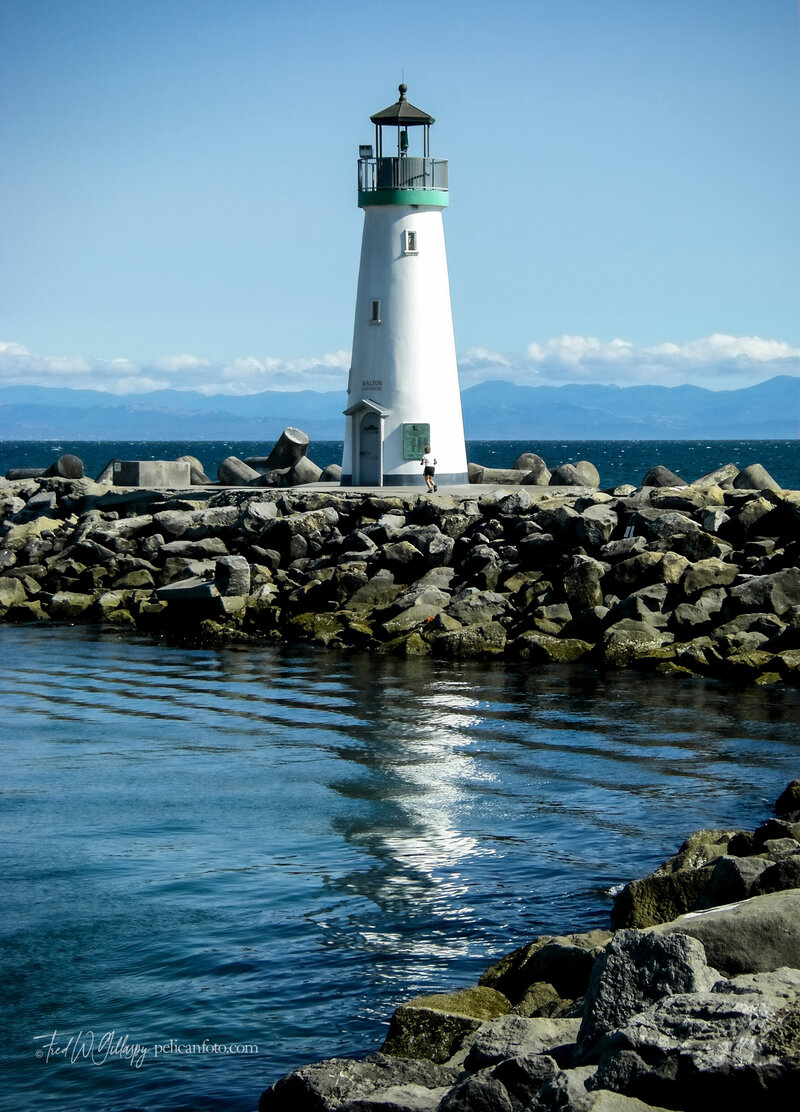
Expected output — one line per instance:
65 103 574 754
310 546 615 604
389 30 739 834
1 624 799 1111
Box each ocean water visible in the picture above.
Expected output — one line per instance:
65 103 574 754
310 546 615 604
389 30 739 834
1 438 799 490
2 623 800 1111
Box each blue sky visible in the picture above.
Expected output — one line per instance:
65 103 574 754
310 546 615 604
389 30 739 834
1 0 799 396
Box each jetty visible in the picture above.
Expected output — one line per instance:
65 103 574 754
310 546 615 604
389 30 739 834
1 449 800 685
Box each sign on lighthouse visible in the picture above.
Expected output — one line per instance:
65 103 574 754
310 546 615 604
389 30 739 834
341 85 469 487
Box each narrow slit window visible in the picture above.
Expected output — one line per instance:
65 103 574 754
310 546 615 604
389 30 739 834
370 299 381 324
404 229 418 255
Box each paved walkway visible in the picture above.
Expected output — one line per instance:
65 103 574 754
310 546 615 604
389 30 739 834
295 482 583 498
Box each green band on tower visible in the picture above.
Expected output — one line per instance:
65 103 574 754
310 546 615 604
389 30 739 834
358 188 449 208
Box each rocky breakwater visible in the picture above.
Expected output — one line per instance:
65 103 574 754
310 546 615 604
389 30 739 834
2 465 800 683
259 779 800 1111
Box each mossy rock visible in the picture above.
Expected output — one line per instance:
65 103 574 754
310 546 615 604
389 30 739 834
776 650 800 676
195 619 231 642
654 660 696 677
430 622 507 659
480 931 610 1003
377 630 431 656
381 986 510 1063
511 632 592 663
656 829 738 875
104 608 136 626
600 622 673 668
341 617 374 646
5 600 51 622
408 987 510 1021
754 671 782 685
610 865 716 929
717 650 780 683
47 591 95 619
289 611 349 646
91 590 125 615
0 576 28 608
513 981 572 1018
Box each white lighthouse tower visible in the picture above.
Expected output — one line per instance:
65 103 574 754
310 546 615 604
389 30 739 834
341 84 469 487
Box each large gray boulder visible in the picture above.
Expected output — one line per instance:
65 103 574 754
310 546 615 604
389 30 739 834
214 555 251 597
626 509 699 544
576 504 619 550
44 453 85 479
550 461 600 488
379 585 451 635
289 456 323 485
446 588 508 626
515 452 552 485
439 1056 560 1112
704 854 769 905
218 456 261 486
733 463 782 492
651 889 800 975
176 455 211 484
692 462 739 489
641 465 686 488
561 554 607 611
576 930 716 1060
263 427 310 470
590 967 800 1109
680 556 739 595
727 568 800 616
750 856 800 896
464 1014 581 1071
258 1052 459 1112
472 467 531 485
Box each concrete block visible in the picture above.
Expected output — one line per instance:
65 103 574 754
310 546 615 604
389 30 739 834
112 461 192 488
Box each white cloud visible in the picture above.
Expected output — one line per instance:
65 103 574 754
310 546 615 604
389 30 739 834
527 335 635 366
459 333 800 390
461 346 512 368
0 343 150 392
648 334 800 364
0 343 353 395
152 353 212 373
1 335 799 396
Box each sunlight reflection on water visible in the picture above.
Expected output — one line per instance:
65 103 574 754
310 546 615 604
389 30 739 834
2 623 800 1111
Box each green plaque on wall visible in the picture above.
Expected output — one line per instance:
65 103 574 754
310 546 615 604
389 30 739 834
402 422 430 461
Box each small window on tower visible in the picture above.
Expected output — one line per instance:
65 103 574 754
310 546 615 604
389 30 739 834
370 299 381 324
403 230 418 255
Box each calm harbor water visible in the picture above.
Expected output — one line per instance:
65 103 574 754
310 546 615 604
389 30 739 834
3 623 800 1111
1 438 799 490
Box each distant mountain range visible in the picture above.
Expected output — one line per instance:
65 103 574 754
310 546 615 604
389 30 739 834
0 376 797 441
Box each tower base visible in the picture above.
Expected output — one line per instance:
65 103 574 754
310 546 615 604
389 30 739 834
340 471 469 488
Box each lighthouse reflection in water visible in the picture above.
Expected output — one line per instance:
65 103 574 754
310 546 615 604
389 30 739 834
4 624 800 1111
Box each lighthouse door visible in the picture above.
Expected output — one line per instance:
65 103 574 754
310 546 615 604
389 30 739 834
359 413 381 485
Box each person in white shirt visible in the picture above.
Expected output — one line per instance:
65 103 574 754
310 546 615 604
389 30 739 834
420 444 437 492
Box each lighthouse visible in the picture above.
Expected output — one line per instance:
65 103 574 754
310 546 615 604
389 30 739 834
341 85 469 487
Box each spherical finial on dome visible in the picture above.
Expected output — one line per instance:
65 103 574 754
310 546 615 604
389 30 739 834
398 83 408 99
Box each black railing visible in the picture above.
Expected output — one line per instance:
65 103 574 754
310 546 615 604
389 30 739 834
358 157 448 192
